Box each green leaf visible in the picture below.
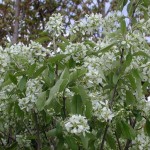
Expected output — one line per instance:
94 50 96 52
57 136 65 150
69 68 87 83
133 51 150 58
35 36 50 43
144 120 150 136
126 90 136 105
99 43 116 53
106 132 116 150
68 57 76 68
6 142 18 150
48 54 66 63
42 68 52 87
65 136 78 150
132 69 141 79
91 43 116 56
70 34 78 42
18 76 27 91
9 73 17 85
14 103 24 118
36 91 47 111
32 66 46 78
123 0 128 7
45 68 69 106
46 128 57 137
132 69 142 97
113 73 119 85
120 17 126 35
85 100 92 119
84 40 96 48
80 134 89 149
117 120 135 139
60 68 69 79
142 0 150 7
60 79 69 92
46 123 62 138
127 74 136 90
93 43 116 54
71 95 83 114
57 42 68 51
60 36 70 44
59 68 69 91
125 52 133 67
27 63 36 77
72 85 88 103
118 0 128 10
56 123 63 136
127 1 134 18
45 79 64 106
72 85 92 118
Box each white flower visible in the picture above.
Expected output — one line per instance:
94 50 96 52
0 46 10 73
18 78 42 111
92 100 114 121
29 41 52 59
45 13 64 36
16 134 31 147
64 114 89 136
132 128 150 150
61 42 87 62
70 13 102 35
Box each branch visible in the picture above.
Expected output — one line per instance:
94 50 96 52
33 111 42 150
62 91 66 119
100 122 109 150
12 0 20 44
100 48 125 150
115 132 122 150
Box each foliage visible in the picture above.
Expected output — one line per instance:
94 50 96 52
0 0 150 149
1 0 125 46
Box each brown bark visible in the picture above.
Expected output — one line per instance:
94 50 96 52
12 0 20 44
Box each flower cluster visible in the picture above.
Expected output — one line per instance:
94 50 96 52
18 78 42 111
0 83 16 100
132 128 150 150
1 41 53 71
5 43 34 65
92 100 114 122
62 42 87 62
64 114 89 135
136 95 150 117
0 6 150 149
83 49 117 87
84 56 105 86
88 92 115 122
45 13 64 36
65 88 74 97
102 11 122 32
16 134 31 147
0 46 10 73
70 13 102 35
29 41 52 61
